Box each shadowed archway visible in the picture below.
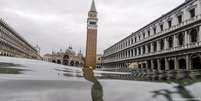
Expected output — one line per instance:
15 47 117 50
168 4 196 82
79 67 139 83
191 55 201 69
63 55 69 65
178 59 186 69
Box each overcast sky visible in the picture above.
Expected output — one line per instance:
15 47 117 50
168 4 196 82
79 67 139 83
0 0 185 56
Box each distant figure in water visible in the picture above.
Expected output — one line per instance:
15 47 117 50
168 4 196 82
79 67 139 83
83 67 104 101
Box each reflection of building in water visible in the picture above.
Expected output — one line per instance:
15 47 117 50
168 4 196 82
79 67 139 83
96 54 103 68
0 19 41 59
43 46 84 67
103 0 201 72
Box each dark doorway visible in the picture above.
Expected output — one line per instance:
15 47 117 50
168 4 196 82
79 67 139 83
160 59 165 70
153 59 158 70
63 60 69 65
70 61 74 66
147 60 151 69
192 56 201 69
57 60 61 64
75 61 79 66
52 60 56 63
142 63 146 69
178 59 186 69
169 60 175 70
63 55 69 65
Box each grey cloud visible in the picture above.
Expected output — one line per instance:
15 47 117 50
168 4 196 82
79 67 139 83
0 0 184 55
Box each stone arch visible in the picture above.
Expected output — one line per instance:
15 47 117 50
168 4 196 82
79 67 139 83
57 60 61 64
52 60 56 63
178 58 186 69
190 28 198 43
63 55 69 65
191 55 201 69
70 61 74 66
75 61 79 66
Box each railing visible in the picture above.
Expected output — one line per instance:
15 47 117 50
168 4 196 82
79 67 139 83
104 14 201 57
103 41 201 63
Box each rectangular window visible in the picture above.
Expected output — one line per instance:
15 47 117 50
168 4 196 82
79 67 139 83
177 15 182 24
168 20 172 28
160 24 163 31
190 8 195 18
153 27 156 34
143 33 145 38
148 30 150 37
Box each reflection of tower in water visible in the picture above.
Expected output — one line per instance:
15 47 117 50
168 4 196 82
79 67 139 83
83 67 103 101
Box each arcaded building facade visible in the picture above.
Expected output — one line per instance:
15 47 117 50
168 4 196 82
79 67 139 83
0 19 40 59
103 0 201 71
43 47 84 67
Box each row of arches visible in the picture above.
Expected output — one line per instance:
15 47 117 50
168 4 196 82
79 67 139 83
144 55 201 70
52 55 83 67
52 59 81 66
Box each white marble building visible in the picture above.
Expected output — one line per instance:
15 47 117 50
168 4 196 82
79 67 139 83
43 47 84 67
103 0 201 72
0 19 41 59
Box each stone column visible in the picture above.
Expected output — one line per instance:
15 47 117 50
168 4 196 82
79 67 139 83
145 45 148 54
136 48 139 56
186 55 192 70
174 34 178 48
165 58 169 71
199 26 201 42
145 61 148 69
185 31 189 45
174 57 179 70
151 43 154 53
164 38 168 50
141 47 143 55
151 60 154 70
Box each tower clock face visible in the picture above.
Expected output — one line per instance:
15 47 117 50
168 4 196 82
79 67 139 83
88 20 97 29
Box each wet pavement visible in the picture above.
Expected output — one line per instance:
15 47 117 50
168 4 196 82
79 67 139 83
0 56 201 101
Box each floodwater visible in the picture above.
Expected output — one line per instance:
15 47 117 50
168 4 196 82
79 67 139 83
0 56 201 101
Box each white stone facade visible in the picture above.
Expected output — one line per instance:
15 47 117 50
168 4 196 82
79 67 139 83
103 0 201 71
0 19 40 59
43 47 84 67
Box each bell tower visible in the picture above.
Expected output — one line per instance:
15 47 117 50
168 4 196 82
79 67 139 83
85 0 98 69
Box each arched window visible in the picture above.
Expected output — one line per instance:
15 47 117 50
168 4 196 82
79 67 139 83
168 37 173 48
190 29 198 43
192 55 201 69
178 33 184 46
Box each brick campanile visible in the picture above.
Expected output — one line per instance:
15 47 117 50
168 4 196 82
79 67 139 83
85 0 98 69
